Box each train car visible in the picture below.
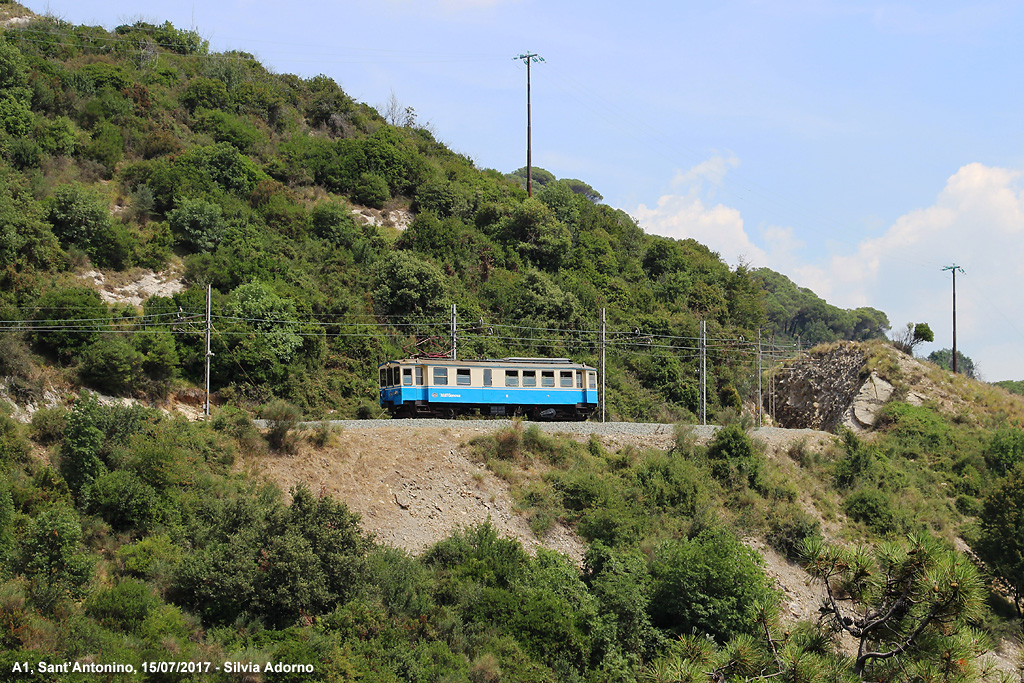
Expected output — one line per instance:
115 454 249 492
379 357 598 420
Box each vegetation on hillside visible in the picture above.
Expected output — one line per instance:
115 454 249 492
0 12 892 423
3 386 1023 681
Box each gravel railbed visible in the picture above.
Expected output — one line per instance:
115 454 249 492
329 418 708 439
256 419 832 448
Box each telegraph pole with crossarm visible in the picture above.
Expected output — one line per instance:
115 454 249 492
513 52 544 197
942 264 965 374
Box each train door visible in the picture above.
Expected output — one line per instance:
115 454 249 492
581 369 597 406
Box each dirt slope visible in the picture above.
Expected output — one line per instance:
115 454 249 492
251 422 836 584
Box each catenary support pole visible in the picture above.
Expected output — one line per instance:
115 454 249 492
204 283 212 418
600 308 606 423
451 303 457 360
700 319 707 426
757 328 762 429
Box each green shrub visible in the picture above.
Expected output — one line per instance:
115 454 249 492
194 108 260 151
45 183 111 252
632 451 709 515
8 136 40 169
84 120 123 176
985 427 1024 477
59 402 105 498
30 406 67 445
843 488 898 535
180 77 229 112
167 196 227 253
78 336 143 395
0 482 13 571
117 534 179 577
133 330 180 384
351 171 390 208
86 469 160 531
832 427 876 489
577 504 645 546
85 578 160 633
706 424 764 490
20 505 92 610
310 201 359 247
649 527 776 642
0 412 29 466
36 115 78 155
30 287 109 361
765 503 821 560
261 398 301 452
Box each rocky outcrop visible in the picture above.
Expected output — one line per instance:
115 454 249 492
768 342 936 432
768 344 867 431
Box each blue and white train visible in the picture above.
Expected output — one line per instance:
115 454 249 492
379 357 599 420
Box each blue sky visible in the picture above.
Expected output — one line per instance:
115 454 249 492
22 0 1024 380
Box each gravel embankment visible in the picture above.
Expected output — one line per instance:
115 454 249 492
254 419 835 454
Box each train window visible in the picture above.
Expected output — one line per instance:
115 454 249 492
588 372 597 389
576 371 583 388
541 371 555 387
483 369 492 386
505 370 519 387
379 369 386 387
415 367 424 385
522 370 536 387
402 368 412 386
387 366 395 386
560 371 573 387
457 368 471 385
433 367 448 385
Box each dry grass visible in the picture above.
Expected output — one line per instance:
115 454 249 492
0 2 35 22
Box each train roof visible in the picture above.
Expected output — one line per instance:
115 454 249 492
379 357 595 369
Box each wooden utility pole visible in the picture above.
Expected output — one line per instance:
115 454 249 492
943 264 964 373
514 52 544 197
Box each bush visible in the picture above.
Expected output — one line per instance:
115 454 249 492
765 503 821 560
86 469 160 531
649 527 776 642
20 506 92 610
843 488 898 535
30 406 67 445
706 424 764 490
262 398 301 452
85 578 160 633
180 77 228 112
117 534 179 577
310 201 358 247
0 412 29 466
30 287 109 361
351 171 390 208
78 336 143 395
45 184 111 254
985 427 1024 477
167 197 227 253
59 402 105 498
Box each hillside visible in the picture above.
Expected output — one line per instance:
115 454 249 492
0 7 896 426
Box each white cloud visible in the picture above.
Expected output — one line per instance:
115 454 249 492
670 154 740 189
632 155 800 270
802 162 1024 379
633 160 1024 379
